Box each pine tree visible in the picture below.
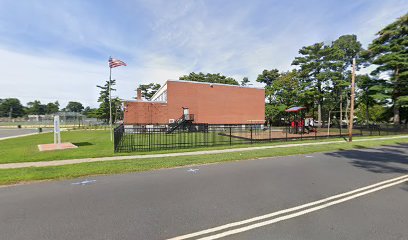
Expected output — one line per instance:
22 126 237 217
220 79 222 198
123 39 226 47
365 14 408 124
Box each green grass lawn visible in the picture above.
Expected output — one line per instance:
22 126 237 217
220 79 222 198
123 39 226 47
1 137 407 185
1 129 407 164
0 130 115 163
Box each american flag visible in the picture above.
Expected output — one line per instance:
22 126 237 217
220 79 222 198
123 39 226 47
109 57 127 68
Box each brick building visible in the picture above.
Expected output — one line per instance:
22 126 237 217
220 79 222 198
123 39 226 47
123 80 265 126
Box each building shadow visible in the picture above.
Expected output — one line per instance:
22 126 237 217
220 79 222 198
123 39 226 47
72 142 93 147
325 143 408 191
324 143 408 175
401 182 408 192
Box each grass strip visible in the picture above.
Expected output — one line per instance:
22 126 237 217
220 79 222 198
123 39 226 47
0 128 403 164
1 137 407 186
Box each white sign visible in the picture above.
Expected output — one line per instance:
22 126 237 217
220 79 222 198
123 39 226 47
54 115 60 133
54 116 61 145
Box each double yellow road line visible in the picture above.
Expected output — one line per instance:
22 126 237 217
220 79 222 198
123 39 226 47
168 174 408 240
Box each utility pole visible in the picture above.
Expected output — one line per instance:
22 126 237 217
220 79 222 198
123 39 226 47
348 58 356 142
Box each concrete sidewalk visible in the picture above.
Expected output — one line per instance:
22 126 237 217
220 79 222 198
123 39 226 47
1 135 408 169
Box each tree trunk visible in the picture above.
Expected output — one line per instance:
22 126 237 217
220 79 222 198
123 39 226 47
365 89 370 124
340 88 343 129
317 82 322 127
393 67 400 125
345 99 350 126
317 103 322 127
393 104 400 125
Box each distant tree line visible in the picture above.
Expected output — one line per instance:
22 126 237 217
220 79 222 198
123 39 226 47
0 98 98 119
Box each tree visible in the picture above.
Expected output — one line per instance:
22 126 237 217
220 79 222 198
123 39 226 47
256 69 280 103
356 103 388 123
292 42 330 125
179 72 239 85
0 98 25 118
26 100 46 115
269 70 302 107
82 106 98 118
240 77 250 86
329 34 363 125
256 69 280 87
65 101 84 112
265 104 286 126
137 83 161 100
263 70 303 124
45 101 59 114
365 13 408 124
96 80 122 123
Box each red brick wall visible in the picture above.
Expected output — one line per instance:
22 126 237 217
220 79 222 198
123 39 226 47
123 102 168 125
124 81 265 125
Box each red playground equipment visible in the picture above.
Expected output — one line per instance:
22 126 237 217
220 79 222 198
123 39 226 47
285 106 313 134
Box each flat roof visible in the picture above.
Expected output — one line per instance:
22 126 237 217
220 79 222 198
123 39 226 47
167 79 264 90
150 79 264 100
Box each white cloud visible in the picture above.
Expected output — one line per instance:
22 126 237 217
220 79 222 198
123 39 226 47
0 48 185 107
1 0 407 107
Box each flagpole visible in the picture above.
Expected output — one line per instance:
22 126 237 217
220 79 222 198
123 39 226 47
108 56 126 143
109 66 113 142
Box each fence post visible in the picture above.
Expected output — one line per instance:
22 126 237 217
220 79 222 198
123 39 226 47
339 123 342 137
315 126 317 140
250 125 253 144
229 127 232 145
148 128 151 151
269 125 271 142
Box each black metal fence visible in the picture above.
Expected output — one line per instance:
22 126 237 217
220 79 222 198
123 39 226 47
113 123 408 152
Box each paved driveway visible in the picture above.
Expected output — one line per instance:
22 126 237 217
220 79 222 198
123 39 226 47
0 128 51 140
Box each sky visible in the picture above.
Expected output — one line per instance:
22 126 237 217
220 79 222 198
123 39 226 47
0 0 407 108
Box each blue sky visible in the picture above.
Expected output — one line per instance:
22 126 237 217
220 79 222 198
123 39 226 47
0 0 407 108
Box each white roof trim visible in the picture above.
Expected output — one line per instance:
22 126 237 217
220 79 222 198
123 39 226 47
123 99 167 103
167 79 264 90
150 83 168 101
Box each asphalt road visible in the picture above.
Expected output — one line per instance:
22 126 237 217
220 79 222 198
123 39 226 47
1 144 407 240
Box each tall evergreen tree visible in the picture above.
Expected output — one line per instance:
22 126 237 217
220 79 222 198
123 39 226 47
365 14 408 124
256 69 280 103
329 34 363 124
292 42 330 125
96 80 122 123
137 83 161 100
